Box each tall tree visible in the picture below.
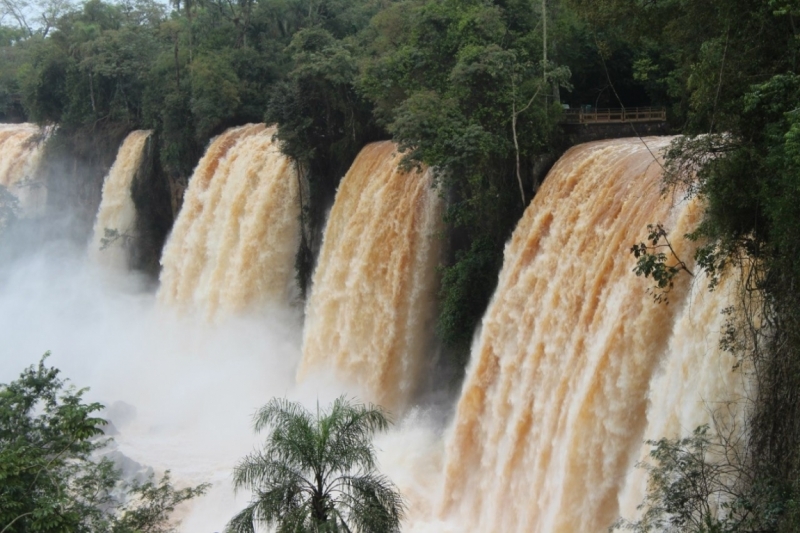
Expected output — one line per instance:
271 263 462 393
227 396 404 533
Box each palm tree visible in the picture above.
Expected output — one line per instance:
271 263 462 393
226 396 405 533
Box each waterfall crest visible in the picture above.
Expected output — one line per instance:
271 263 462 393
90 130 152 268
434 138 745 532
299 141 442 411
0 123 46 215
158 124 300 316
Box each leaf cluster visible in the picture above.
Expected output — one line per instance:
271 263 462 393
631 223 694 304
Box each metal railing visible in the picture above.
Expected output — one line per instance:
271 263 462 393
562 107 667 124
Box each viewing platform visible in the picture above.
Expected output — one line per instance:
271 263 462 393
563 107 667 125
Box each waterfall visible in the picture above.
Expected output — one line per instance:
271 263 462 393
299 141 443 411
158 124 300 316
1 122 748 531
422 138 746 532
89 130 152 268
0 123 46 215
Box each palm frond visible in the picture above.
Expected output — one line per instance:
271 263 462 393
337 473 405 533
232 452 314 495
321 396 390 476
255 398 321 476
226 502 257 533
267 416 319 474
273 500 313 533
254 397 312 434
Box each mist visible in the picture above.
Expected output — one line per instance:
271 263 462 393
0 235 453 532
0 231 308 530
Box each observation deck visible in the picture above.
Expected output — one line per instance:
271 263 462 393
563 107 667 125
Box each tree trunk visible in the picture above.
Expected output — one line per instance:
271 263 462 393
542 0 547 80
89 71 96 112
173 36 181 90
511 101 526 207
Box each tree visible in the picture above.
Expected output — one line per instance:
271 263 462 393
611 413 800 533
0 354 208 533
611 425 752 533
0 0 73 38
226 396 405 533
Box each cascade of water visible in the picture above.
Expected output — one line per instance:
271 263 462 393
89 130 152 268
299 141 443 411
0 123 47 215
158 124 300 316
412 138 747 532
2 123 749 531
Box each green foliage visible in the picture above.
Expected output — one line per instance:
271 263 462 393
436 236 499 353
0 354 209 533
631 223 694 303
0 25 28 120
17 37 69 123
15 0 164 127
0 353 108 533
112 472 210 533
189 50 241 139
227 396 404 533
568 0 798 131
612 425 751 533
613 426 724 533
612 416 800 533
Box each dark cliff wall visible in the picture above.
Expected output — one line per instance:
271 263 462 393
38 123 129 242
130 133 173 279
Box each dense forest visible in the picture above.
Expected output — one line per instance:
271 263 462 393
2 0 800 530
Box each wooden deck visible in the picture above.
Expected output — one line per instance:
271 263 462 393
563 107 667 124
